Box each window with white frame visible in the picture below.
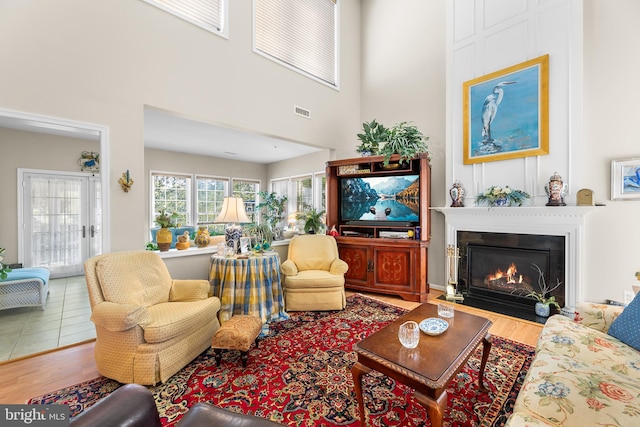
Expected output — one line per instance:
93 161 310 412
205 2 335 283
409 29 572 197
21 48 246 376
143 0 228 38
314 171 326 213
270 173 324 231
232 179 260 223
152 173 192 227
152 172 251 237
291 175 313 214
254 0 338 87
196 176 229 233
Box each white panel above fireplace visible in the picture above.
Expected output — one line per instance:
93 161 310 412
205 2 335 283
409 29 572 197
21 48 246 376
433 206 597 307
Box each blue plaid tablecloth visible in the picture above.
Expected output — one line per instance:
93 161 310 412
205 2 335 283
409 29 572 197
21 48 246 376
209 252 288 334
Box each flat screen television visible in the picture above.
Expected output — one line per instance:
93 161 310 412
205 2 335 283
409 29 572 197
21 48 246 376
340 174 420 224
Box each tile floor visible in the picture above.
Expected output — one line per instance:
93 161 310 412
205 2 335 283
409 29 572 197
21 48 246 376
0 276 95 361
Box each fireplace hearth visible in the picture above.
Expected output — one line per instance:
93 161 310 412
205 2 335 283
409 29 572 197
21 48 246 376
434 206 596 323
456 231 565 323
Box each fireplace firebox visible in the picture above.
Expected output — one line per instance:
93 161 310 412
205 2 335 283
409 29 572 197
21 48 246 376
456 231 565 323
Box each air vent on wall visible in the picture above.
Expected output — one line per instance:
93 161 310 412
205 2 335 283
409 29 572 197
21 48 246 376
294 105 311 119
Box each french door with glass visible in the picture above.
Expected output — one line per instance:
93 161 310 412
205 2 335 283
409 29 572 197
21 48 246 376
20 170 101 277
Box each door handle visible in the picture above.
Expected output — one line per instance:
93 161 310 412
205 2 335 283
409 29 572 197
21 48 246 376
82 225 86 238
90 225 95 238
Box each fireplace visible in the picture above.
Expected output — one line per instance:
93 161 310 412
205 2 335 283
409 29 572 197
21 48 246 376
434 206 596 323
457 231 565 321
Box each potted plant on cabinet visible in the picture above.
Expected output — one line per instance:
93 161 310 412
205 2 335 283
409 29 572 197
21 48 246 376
380 121 429 166
296 208 326 234
356 119 389 156
155 208 179 252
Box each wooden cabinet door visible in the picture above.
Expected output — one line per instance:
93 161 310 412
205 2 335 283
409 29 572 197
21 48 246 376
339 244 369 286
372 246 414 291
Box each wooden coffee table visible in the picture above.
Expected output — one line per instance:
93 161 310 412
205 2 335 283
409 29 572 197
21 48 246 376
351 303 492 427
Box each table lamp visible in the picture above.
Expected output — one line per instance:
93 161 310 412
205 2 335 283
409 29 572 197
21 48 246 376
215 197 251 253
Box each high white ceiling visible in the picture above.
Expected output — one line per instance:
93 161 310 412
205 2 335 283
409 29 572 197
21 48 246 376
143 108 322 164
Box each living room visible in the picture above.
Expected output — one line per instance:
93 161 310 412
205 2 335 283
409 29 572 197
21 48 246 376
1 0 639 425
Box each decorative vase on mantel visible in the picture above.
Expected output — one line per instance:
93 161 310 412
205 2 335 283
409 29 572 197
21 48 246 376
492 197 509 207
534 302 551 318
156 227 173 252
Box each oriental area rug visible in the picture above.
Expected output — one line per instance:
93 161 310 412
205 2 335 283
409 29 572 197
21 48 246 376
29 294 535 426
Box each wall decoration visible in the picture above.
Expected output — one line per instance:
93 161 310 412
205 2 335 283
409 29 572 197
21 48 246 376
611 158 640 200
118 170 134 193
463 55 549 164
78 151 100 172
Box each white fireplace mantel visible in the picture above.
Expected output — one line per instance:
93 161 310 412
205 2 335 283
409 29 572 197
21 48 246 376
432 206 598 307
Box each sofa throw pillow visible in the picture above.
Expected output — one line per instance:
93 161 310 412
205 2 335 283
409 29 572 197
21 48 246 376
608 291 640 351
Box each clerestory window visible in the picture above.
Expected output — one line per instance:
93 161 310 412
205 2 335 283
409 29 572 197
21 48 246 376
254 0 338 88
143 0 228 38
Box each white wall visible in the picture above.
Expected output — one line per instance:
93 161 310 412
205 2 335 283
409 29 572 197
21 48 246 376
444 0 640 303
0 0 362 251
582 0 640 302
360 0 448 288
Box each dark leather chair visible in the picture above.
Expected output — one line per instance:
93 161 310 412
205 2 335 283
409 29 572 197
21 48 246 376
70 383 282 427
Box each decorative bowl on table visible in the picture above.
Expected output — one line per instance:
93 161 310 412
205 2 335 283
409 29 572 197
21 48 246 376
419 317 449 336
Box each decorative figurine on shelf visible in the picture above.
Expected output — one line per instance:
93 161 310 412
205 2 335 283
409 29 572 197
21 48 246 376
195 226 211 248
175 231 190 250
545 172 567 206
328 225 339 237
449 181 465 207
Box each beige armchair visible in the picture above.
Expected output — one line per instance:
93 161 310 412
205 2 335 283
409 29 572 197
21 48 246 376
84 251 221 385
280 235 348 311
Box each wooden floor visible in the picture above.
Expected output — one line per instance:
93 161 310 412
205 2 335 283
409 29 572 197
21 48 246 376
0 289 542 405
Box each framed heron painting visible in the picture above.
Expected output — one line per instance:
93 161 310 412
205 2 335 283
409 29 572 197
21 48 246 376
463 54 549 164
611 158 640 200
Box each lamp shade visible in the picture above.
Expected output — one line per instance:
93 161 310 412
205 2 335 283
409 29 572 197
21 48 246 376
215 197 251 224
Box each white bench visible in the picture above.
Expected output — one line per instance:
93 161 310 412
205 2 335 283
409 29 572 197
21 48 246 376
0 267 50 311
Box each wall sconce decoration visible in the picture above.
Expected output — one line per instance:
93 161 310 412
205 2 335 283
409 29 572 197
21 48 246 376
118 170 134 193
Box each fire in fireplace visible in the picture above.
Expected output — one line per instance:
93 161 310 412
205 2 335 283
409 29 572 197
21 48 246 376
457 231 565 322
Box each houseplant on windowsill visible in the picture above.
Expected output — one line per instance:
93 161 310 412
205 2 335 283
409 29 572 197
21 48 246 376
296 208 326 234
475 185 530 207
155 208 179 252
255 191 288 240
526 263 562 317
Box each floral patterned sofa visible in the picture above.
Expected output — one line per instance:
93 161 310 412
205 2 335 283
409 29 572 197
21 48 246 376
505 302 640 426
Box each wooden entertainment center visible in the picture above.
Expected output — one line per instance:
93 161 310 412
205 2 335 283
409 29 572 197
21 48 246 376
326 154 431 302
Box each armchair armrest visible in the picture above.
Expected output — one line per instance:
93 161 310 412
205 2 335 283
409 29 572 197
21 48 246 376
280 259 299 276
330 258 349 275
90 302 150 332
573 302 624 333
169 279 210 301
69 383 161 427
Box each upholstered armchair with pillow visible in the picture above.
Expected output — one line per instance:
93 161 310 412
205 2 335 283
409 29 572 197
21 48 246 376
84 251 221 385
280 234 348 311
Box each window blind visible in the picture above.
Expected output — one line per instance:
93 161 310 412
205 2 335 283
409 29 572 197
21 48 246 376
255 0 337 86
144 0 225 35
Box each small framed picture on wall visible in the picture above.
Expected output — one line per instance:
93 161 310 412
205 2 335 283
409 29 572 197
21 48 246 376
611 158 640 200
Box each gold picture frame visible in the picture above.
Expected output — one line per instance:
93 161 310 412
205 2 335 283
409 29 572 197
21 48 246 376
463 55 549 164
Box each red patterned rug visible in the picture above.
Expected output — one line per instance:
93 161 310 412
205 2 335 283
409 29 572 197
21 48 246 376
29 294 534 426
